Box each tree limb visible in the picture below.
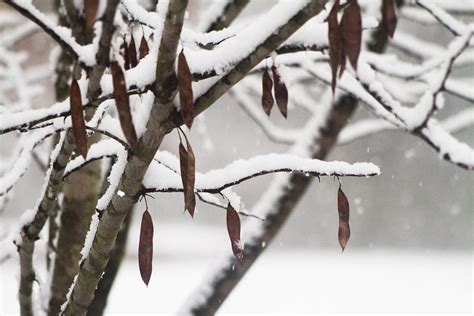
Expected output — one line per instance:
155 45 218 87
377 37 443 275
181 94 358 315
63 1 189 314
180 3 403 311
169 0 328 129
3 0 92 67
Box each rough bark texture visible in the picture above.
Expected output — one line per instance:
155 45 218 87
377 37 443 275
64 1 327 314
87 212 133 316
83 1 250 313
63 1 189 314
18 133 74 316
46 0 119 313
47 0 75 271
7 0 120 314
47 140 102 316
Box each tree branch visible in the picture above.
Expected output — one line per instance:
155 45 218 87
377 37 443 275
63 1 189 314
170 0 328 128
3 0 93 67
143 154 379 195
16 132 71 316
181 94 359 315
180 5 404 311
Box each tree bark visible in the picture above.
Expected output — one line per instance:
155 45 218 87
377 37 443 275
47 147 102 316
87 212 133 316
64 1 328 314
64 1 189 314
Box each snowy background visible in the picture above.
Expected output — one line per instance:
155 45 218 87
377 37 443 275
1 0 473 315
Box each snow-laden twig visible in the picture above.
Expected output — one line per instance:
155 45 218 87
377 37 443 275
143 152 380 195
0 91 145 135
0 126 59 196
416 0 471 37
3 0 95 66
15 132 67 316
365 52 474 102
338 109 474 145
391 31 474 67
63 139 125 179
180 87 359 315
152 152 257 218
302 55 474 170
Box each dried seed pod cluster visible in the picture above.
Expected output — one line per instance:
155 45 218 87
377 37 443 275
327 0 398 93
260 64 288 118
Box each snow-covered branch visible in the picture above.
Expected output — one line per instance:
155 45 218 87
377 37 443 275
3 0 95 66
415 0 471 37
302 54 474 170
143 153 380 195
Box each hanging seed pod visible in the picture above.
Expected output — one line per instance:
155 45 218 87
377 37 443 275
227 203 243 261
139 35 150 59
382 0 398 38
261 69 274 116
327 0 341 93
138 210 154 286
178 49 194 129
337 184 351 251
342 0 362 71
111 61 138 151
271 65 288 119
179 137 196 217
129 33 138 68
70 79 88 158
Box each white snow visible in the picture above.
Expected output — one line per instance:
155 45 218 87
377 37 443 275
1 222 471 315
185 0 312 76
422 120 474 168
144 152 380 194
96 146 128 211
8 0 96 66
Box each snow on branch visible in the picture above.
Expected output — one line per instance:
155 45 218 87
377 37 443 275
188 12 378 81
303 56 474 170
365 52 474 103
63 139 125 179
0 91 146 135
151 151 250 216
186 0 322 79
3 0 95 66
338 109 474 146
390 30 474 67
0 20 38 48
409 1 474 15
354 32 472 130
95 147 128 211
0 126 60 196
0 103 111 197
142 152 380 195
416 0 471 37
